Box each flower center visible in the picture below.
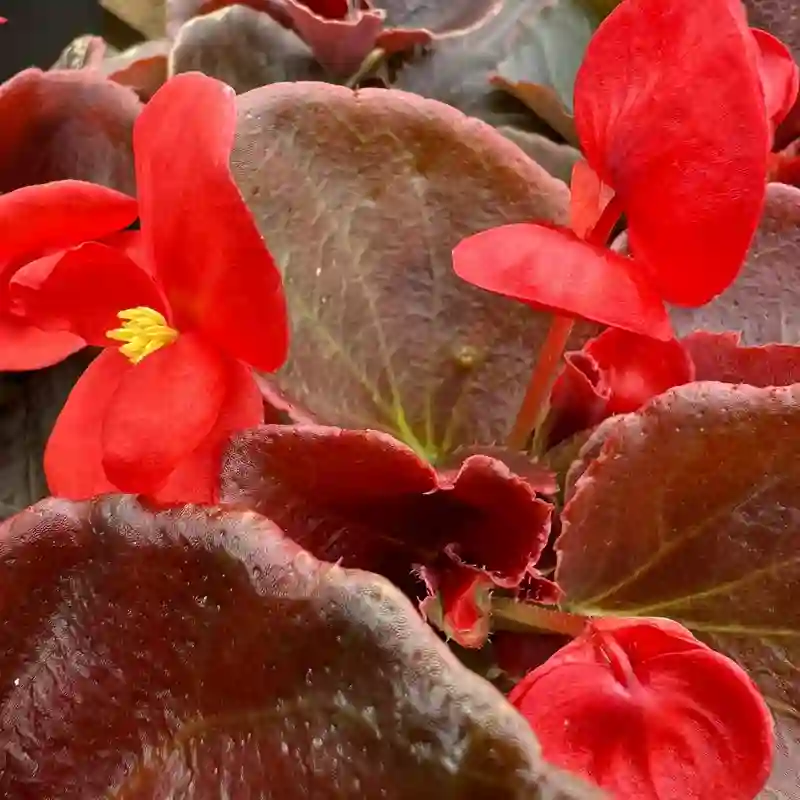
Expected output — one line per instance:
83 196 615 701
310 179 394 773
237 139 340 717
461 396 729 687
106 307 179 364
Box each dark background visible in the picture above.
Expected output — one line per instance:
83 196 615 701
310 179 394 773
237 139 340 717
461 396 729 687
0 0 144 81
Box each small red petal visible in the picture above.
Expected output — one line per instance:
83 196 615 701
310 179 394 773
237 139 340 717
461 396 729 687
9 243 168 347
101 333 228 492
146 358 263 506
453 223 672 340
751 28 800 134
574 0 769 306
570 160 616 241
44 350 129 498
584 328 694 415
0 181 136 281
0 312 84 371
134 73 288 372
509 617 774 800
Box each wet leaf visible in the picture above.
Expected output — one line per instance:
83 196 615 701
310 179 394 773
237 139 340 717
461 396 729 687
171 5 325 93
0 69 140 195
232 81 597 459
0 494 596 798
556 382 800 796
219 424 552 647
0 351 94 520
490 0 598 144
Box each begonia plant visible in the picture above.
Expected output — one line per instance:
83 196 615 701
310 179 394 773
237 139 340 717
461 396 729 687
0 0 799 798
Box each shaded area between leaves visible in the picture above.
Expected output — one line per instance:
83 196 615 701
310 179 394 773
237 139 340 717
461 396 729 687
232 81 598 460
0 494 598 799
0 351 95 520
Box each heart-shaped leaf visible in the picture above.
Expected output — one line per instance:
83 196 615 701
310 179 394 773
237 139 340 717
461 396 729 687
232 81 597 460
556 382 800 795
0 68 140 194
0 493 597 798
219 424 552 646
171 5 326 93
668 184 800 343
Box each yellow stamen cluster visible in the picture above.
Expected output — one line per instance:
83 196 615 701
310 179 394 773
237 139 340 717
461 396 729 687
106 307 179 364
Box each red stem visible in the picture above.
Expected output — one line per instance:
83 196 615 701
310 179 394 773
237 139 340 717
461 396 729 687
506 314 575 451
505 194 625 451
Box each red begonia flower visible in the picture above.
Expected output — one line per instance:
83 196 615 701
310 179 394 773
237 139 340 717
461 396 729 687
509 616 774 800
545 329 694 447
452 223 672 340
575 0 770 307
11 72 287 504
751 28 800 136
0 181 137 370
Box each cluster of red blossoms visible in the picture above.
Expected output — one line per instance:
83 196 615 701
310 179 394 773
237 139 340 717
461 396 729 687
0 0 794 798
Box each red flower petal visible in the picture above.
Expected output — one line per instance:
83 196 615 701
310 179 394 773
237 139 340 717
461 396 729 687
0 181 136 281
0 313 84 371
583 328 694 416
101 332 228 492
546 330 695 447
751 28 800 134
134 73 288 373
509 617 774 800
9 243 167 347
574 0 769 306
452 223 673 340
569 160 616 241
44 350 129 498
146 358 263 506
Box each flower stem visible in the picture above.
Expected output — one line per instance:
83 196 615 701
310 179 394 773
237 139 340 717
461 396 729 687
346 48 387 88
506 314 575 451
492 597 588 638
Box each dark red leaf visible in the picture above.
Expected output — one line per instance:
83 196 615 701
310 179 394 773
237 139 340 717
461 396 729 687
232 81 599 456
556 381 800 793
0 494 597 798
453 223 672 339
0 68 140 194
668 183 800 343
575 0 769 306
170 5 325 94
219 424 552 647
509 617 773 800
683 330 800 385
